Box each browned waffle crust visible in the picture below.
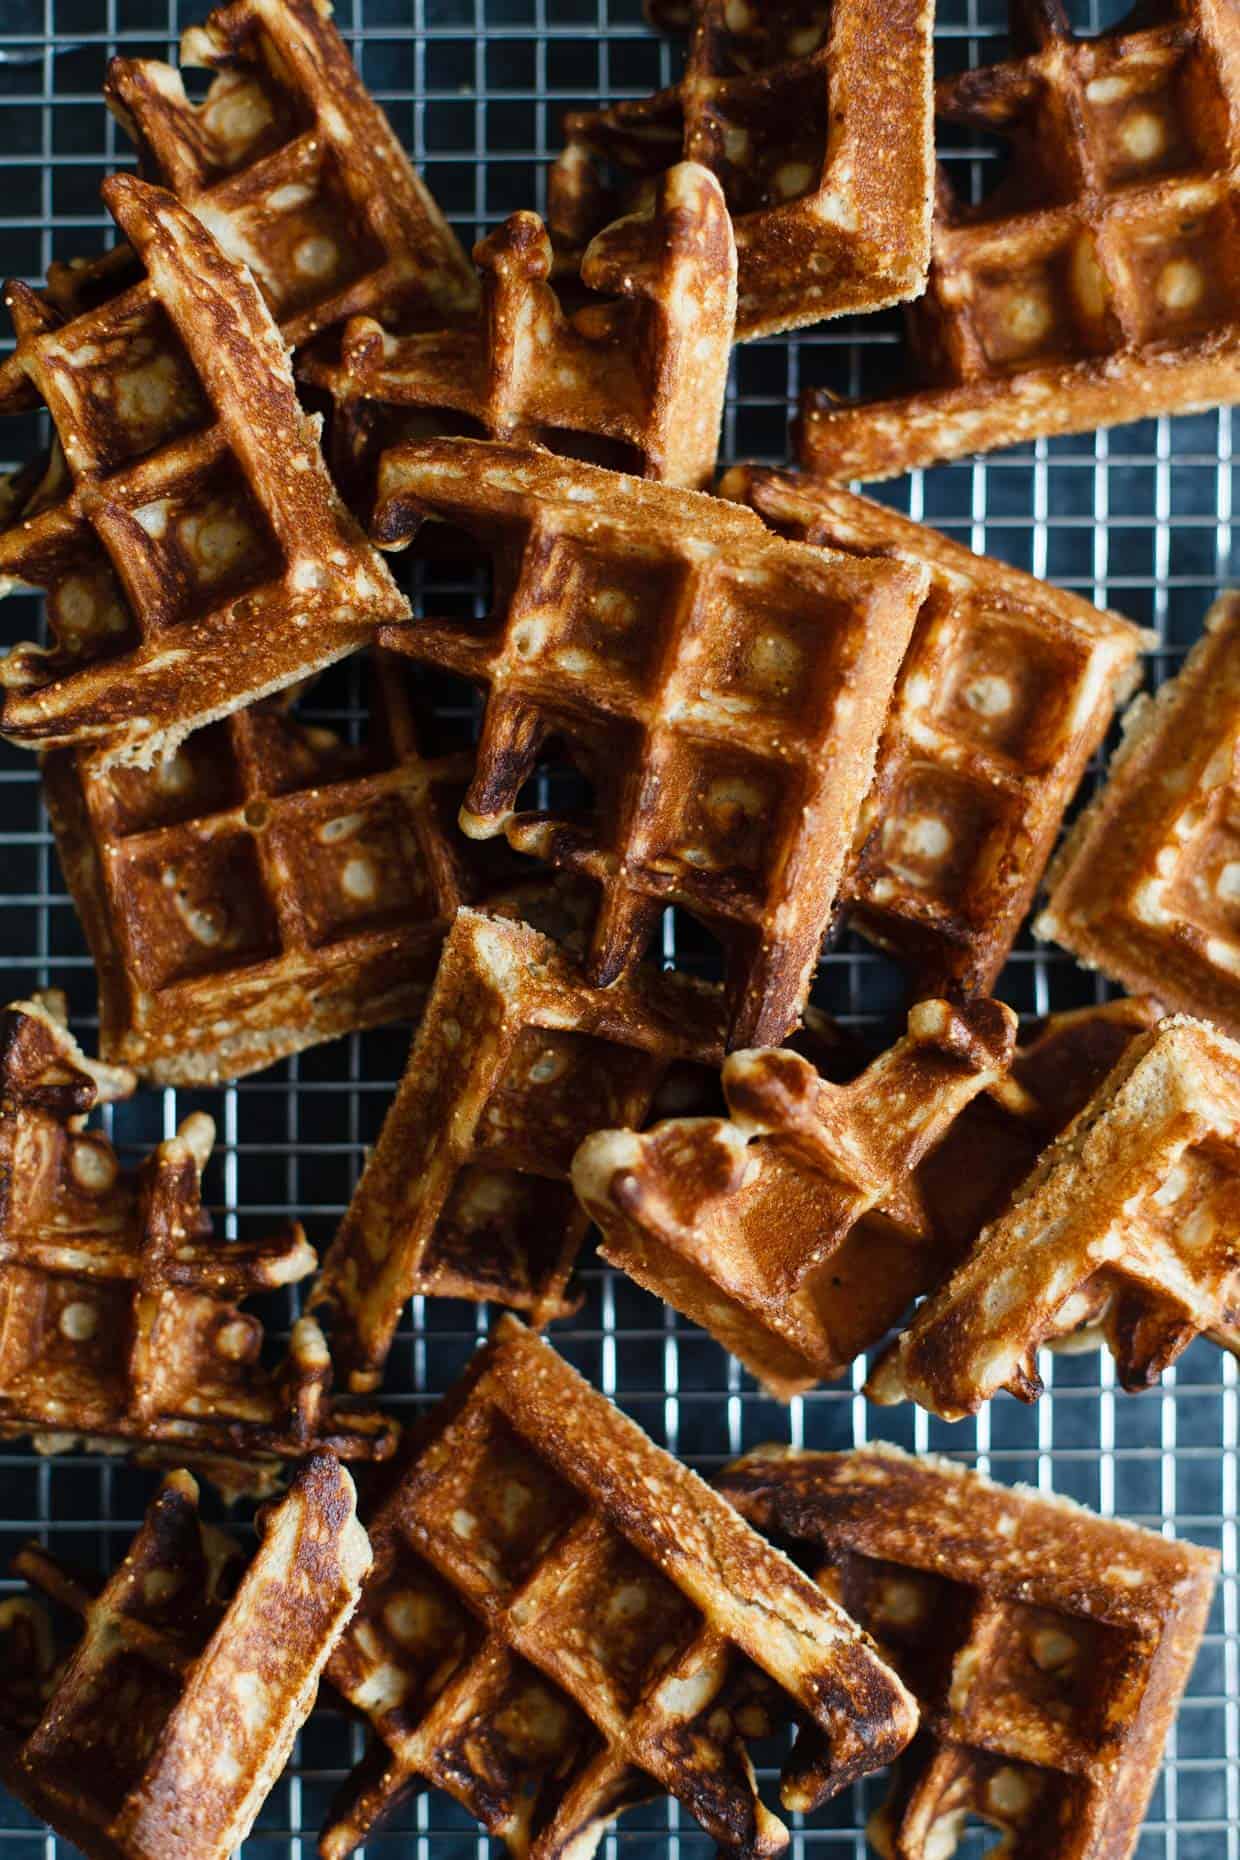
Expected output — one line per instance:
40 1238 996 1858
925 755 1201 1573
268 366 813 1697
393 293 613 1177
90 0 478 346
548 0 935 340
869 1012 1240 1416
799 0 1240 481
372 438 929 1050
1038 590 1240 1038
0 1455 370 1860
0 992 396 1490
313 907 727 1391
42 650 481 1085
723 465 1146 993
0 174 407 764
719 1443 1218 1860
319 1316 917 1860
572 998 1017 1397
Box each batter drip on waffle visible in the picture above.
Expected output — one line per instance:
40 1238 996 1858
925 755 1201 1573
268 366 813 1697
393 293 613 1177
373 439 927 1050
319 1316 917 1860
0 174 407 765
0 992 396 1491
43 650 481 1085
57 0 477 346
1038 591 1240 1040
548 0 934 340
0 1454 370 1860
313 908 727 1391
723 466 1146 994
572 998 1016 1398
719 1443 1217 1860
869 1013 1240 1419
799 0 1240 482
302 161 736 498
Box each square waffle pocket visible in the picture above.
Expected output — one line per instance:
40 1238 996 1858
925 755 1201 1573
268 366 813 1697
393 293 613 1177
0 1454 370 1860
723 466 1146 994
372 438 928 1050
1037 590 1240 1040
548 0 935 340
313 907 727 1391
43 649 480 1085
719 1443 1218 1860
0 991 396 1493
319 1315 918 1860
0 174 407 765
800 0 1240 481
869 1012 1240 1418
572 998 1016 1398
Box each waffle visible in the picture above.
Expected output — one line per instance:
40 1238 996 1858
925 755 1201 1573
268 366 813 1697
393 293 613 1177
313 907 727 1391
0 1453 370 1860
0 991 397 1492
0 173 407 766
61 0 477 349
303 161 736 503
572 998 1017 1399
1037 591 1240 1039
373 439 928 1050
320 1315 918 1860
919 995 1164 1257
869 1012 1240 1418
722 466 1146 993
800 0 1240 481
719 1442 1218 1860
547 0 935 341
43 649 482 1085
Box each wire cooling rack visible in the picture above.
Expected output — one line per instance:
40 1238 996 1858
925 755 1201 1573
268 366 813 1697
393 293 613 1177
0 0 1237 1854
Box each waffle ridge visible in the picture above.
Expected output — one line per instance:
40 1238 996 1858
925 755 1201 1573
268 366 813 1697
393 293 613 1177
0 1454 371 1860
0 174 407 764
800 0 1240 481
42 650 480 1085
373 438 928 1051
723 466 1147 994
0 991 397 1490
719 1442 1218 1860
548 0 935 340
320 1316 918 1860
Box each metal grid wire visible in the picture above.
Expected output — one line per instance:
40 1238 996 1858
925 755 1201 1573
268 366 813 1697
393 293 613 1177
0 0 1237 1853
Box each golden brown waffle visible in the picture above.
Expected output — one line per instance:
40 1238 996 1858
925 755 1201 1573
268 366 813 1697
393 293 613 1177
723 466 1146 993
0 991 397 1491
313 907 727 1391
301 161 736 499
373 439 928 1050
719 1442 1218 1860
0 174 407 765
58 0 476 348
800 0 1240 481
43 649 481 1086
547 0 935 341
320 1316 917 1860
869 1012 1240 1418
1038 591 1240 1039
0 1454 370 1860
572 998 1017 1398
